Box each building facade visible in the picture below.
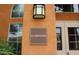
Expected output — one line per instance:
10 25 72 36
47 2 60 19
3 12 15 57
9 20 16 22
0 4 79 55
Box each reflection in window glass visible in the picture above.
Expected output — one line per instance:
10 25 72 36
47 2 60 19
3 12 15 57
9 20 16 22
11 4 24 17
55 5 63 12
76 28 79 35
8 23 23 54
55 4 74 12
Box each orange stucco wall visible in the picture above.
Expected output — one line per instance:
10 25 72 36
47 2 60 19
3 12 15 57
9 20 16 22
0 4 23 40
0 4 11 40
22 4 57 55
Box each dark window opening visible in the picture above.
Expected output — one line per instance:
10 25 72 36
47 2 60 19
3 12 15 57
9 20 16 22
78 4 79 11
56 27 62 50
68 27 79 50
55 4 74 12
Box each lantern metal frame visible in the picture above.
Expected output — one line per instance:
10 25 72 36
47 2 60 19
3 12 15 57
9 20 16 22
33 4 45 19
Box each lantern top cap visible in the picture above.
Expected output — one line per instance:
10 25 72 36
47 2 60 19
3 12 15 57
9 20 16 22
33 4 45 6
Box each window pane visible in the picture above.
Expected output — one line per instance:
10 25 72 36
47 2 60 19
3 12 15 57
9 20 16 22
9 37 17 41
57 43 62 50
8 23 22 54
55 4 63 12
56 27 62 50
69 36 75 41
77 43 79 50
12 4 24 17
68 27 79 50
69 42 76 50
57 34 61 41
56 28 61 34
76 28 79 35
68 28 75 34
9 42 17 53
76 36 79 41
9 42 22 54
63 4 73 12
78 4 79 11
18 36 22 42
9 23 23 38
17 43 22 54
55 4 74 12
10 24 18 32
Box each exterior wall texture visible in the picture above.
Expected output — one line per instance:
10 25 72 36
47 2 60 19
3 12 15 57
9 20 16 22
56 13 79 20
1 4 79 55
0 4 11 40
0 4 23 40
22 4 57 55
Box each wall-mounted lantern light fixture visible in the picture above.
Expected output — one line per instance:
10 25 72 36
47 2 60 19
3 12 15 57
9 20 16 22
33 4 45 19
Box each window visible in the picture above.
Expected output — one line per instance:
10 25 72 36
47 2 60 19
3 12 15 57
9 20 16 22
68 27 79 50
8 23 23 54
78 4 79 11
55 4 74 12
33 4 45 19
56 27 62 50
11 4 24 18
55 5 63 12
